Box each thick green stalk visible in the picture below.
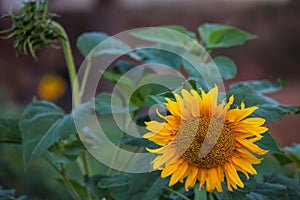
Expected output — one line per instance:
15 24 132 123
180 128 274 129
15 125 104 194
44 156 80 200
61 164 81 200
53 21 93 200
52 22 80 107
79 58 92 99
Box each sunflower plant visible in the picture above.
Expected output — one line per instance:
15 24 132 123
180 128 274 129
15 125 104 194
1 1 300 200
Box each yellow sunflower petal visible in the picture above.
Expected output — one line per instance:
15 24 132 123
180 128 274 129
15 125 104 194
224 162 244 189
236 137 268 155
161 158 184 178
206 167 218 192
226 106 258 122
169 160 188 186
185 166 198 191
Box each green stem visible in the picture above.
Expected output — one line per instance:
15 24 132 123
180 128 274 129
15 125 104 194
53 21 93 200
61 164 81 200
164 187 190 200
79 58 92 99
53 22 80 107
44 156 81 200
43 155 61 175
82 150 92 178
82 151 93 200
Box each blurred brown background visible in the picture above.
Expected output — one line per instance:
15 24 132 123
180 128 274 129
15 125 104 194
0 0 299 146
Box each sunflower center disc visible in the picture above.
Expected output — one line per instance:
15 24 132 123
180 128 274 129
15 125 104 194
175 117 235 168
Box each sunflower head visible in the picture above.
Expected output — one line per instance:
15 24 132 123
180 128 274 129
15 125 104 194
144 86 268 192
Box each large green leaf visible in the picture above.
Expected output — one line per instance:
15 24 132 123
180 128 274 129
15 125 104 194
232 79 288 94
130 172 167 200
95 93 138 115
284 144 300 168
136 48 182 70
85 175 114 200
76 32 109 57
131 27 188 47
263 172 300 200
102 70 137 100
228 80 300 123
92 37 132 58
199 23 256 49
213 56 237 80
86 172 166 200
19 101 77 168
131 27 200 53
246 182 288 200
0 118 21 144
77 32 132 58
97 174 131 200
273 153 294 167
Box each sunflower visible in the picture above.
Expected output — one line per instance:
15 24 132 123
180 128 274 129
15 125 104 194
143 86 268 192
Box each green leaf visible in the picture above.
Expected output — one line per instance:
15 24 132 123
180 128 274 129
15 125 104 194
76 32 109 57
263 172 300 200
77 32 132 59
246 182 288 200
113 60 136 74
136 48 182 70
213 56 237 80
97 174 131 200
130 171 167 200
273 153 294 166
86 172 167 200
69 179 89 199
194 185 207 200
255 132 281 154
284 144 300 168
19 101 77 168
85 175 114 200
95 93 138 115
91 36 132 58
48 140 84 164
228 80 300 123
120 134 156 148
182 53 223 90
161 25 197 39
0 118 21 144
199 23 256 49
231 79 288 94
102 70 137 99
160 25 189 35
131 27 188 48
252 104 299 123
139 74 185 93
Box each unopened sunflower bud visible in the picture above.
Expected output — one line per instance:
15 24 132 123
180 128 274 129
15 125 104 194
0 0 64 58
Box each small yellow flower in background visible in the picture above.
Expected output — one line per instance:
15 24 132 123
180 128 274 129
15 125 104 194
38 74 67 101
144 86 268 192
